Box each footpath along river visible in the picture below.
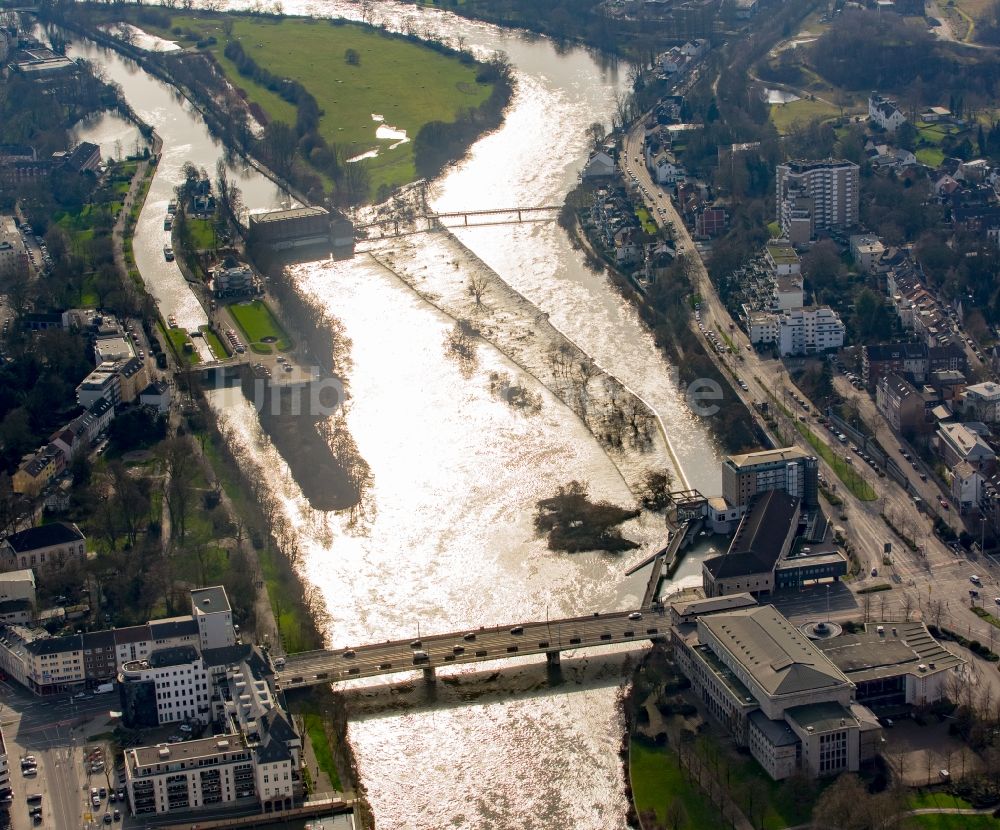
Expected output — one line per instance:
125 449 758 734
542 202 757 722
70 2 727 826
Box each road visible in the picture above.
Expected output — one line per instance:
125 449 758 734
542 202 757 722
0 684 120 830
619 123 1000 654
278 608 667 688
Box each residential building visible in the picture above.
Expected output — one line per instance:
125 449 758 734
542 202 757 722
849 234 885 274
721 447 818 510
191 586 237 651
962 381 1000 423
49 396 114 462
581 150 615 179
777 307 846 356
817 622 964 707
773 277 804 311
937 422 996 470
950 460 984 510
123 647 302 817
776 159 860 244
0 522 85 572
0 587 237 695
0 724 9 798
748 311 778 345
862 342 966 388
140 381 172 413
11 444 63 496
876 373 925 434
765 240 801 276
77 357 150 408
0 570 35 625
672 603 873 780
868 92 906 132
119 645 212 728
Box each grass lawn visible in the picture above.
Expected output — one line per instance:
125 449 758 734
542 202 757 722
302 712 342 792
200 326 230 360
905 816 999 829
770 97 841 134
229 299 292 352
630 739 723 829
164 325 201 366
636 206 657 234
908 792 974 811
916 147 946 167
185 216 217 250
794 419 877 500
128 12 494 196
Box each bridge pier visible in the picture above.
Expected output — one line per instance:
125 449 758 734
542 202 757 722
546 650 561 667
423 666 436 684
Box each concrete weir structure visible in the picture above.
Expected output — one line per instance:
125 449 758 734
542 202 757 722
247 206 355 252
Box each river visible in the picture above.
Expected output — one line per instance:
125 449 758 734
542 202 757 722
67 4 725 827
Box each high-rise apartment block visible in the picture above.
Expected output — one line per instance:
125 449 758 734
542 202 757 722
776 159 859 244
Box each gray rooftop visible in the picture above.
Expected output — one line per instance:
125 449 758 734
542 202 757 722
785 701 858 734
131 734 246 768
816 621 964 683
700 605 852 697
191 586 231 614
748 710 799 747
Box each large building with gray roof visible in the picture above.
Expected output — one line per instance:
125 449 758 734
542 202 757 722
672 602 882 780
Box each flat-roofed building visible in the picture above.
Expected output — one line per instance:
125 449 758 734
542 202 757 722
124 646 301 817
119 645 212 728
962 381 1000 423
777 159 859 243
722 446 818 510
817 621 965 707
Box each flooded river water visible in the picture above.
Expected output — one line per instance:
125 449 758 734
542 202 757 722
68 3 726 825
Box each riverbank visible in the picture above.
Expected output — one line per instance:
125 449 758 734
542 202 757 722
564 181 761 455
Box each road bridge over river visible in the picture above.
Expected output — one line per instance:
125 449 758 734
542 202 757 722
276 608 668 689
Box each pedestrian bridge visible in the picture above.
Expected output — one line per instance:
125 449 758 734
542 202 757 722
276 608 668 689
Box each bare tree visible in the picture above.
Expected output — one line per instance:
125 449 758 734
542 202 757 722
467 275 489 306
902 591 915 622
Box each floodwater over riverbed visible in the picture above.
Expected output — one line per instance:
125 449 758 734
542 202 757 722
70 2 727 825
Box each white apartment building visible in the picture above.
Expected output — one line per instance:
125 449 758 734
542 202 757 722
125 647 302 818
191 586 236 651
765 240 801 276
776 159 860 244
850 234 885 274
962 381 1000 423
778 307 845 356
119 645 212 727
748 311 778 345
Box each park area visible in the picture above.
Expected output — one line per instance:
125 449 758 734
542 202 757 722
124 11 495 196
228 299 292 354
